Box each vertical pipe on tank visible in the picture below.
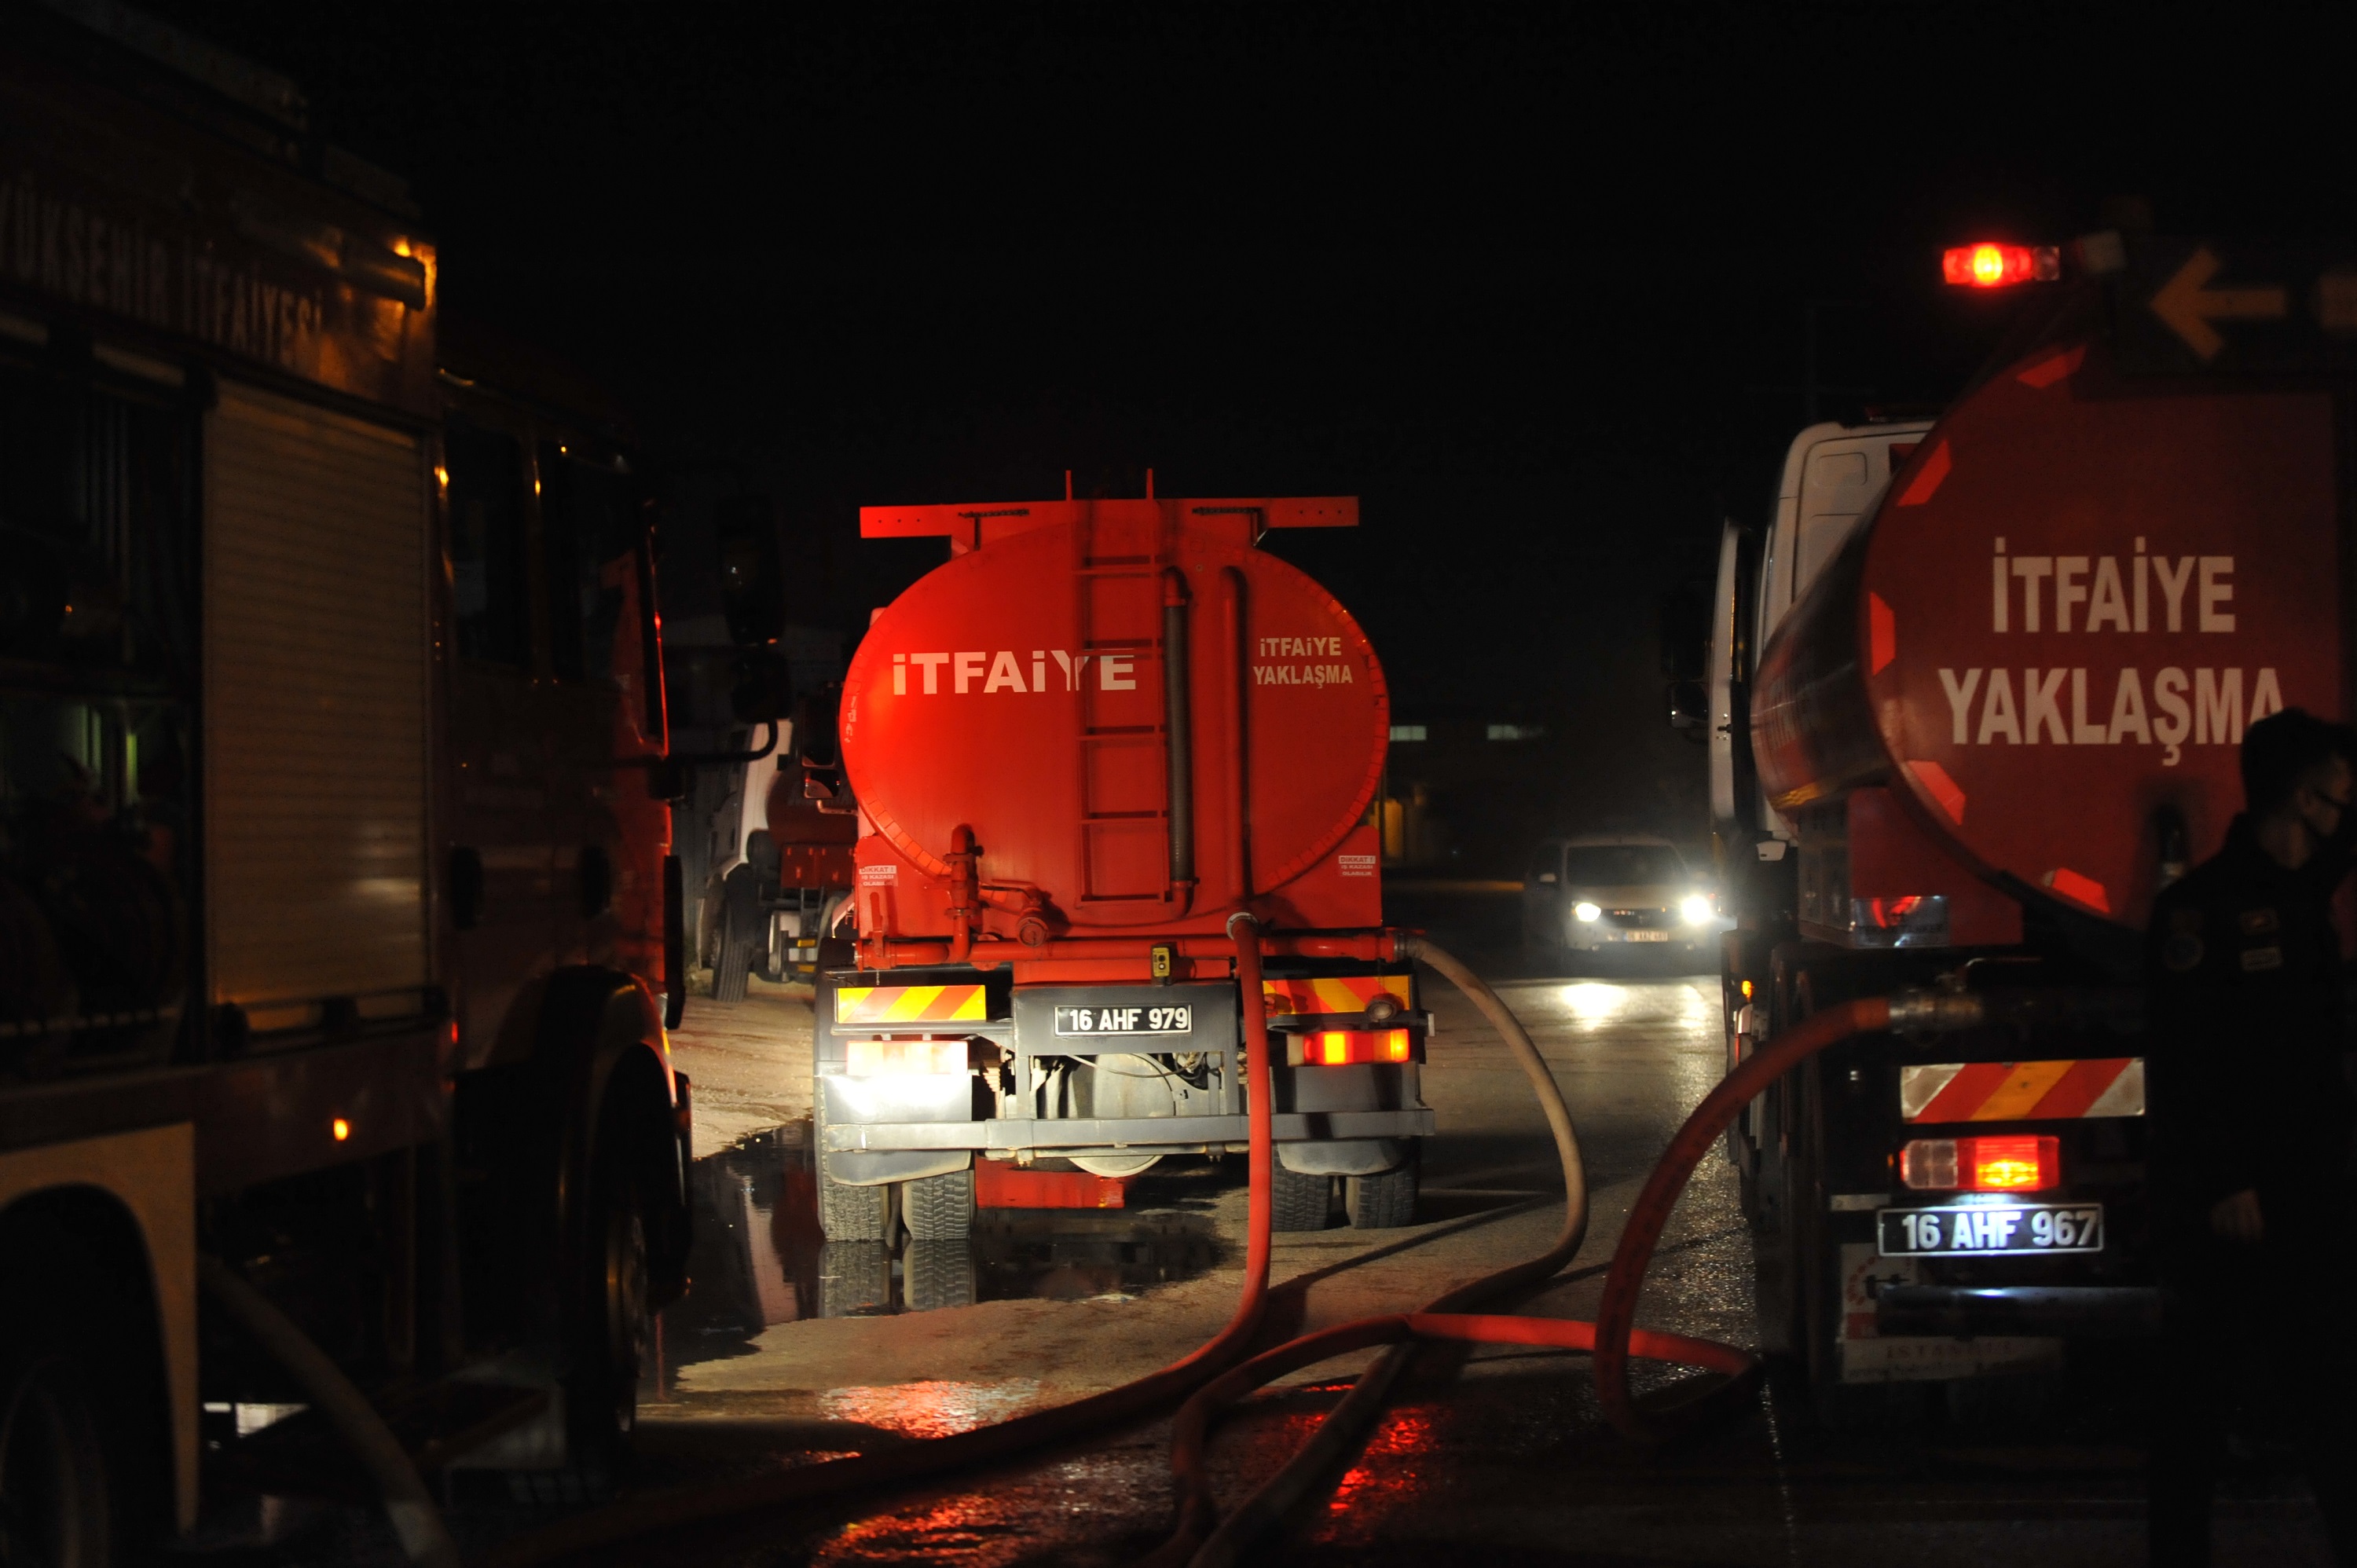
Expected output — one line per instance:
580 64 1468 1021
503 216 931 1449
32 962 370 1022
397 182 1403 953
1162 569 1197 910
1222 566 1250 906
946 823 977 962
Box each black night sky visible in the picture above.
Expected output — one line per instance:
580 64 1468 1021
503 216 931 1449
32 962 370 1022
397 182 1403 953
152 2 2357 865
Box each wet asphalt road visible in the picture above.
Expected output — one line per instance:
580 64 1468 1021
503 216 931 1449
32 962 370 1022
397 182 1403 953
185 892 2339 1566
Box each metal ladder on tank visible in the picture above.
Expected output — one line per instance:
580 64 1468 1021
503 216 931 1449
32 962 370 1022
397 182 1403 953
1070 507 1175 910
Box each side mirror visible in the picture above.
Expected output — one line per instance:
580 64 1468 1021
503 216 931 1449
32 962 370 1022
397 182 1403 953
1667 679 1708 732
714 495 786 648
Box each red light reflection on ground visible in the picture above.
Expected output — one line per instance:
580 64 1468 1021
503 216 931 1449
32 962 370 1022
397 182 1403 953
1324 1405 1440 1523
819 1493 1023 1567
818 1379 1040 1440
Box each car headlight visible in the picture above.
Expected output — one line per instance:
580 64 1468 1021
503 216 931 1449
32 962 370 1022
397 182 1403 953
1573 902 1601 922
1681 893 1715 925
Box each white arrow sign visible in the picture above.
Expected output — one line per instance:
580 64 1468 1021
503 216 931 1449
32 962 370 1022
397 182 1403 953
2150 246 2287 361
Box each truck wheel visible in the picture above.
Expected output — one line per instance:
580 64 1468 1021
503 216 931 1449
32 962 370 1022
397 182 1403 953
813 1055 890 1241
819 1172 892 1241
753 916 787 985
1345 1154 1419 1229
0 1346 121 1567
904 1241 977 1311
711 881 759 1004
0 1214 170 1566
568 1110 651 1478
817 1242 893 1317
902 1169 974 1241
1270 1165 1332 1231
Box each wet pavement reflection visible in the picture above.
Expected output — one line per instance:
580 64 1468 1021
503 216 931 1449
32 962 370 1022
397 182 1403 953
653 1121 1228 1378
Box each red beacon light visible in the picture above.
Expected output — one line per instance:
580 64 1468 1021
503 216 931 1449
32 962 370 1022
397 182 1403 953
1942 241 2062 289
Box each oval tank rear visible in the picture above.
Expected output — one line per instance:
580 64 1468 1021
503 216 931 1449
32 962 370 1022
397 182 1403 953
1753 333 2342 931
839 495 1388 947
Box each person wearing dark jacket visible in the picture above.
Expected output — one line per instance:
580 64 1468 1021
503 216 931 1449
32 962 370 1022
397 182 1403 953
2146 706 2357 1566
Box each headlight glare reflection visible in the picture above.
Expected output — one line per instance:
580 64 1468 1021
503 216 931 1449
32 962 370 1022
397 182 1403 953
1573 901 1601 923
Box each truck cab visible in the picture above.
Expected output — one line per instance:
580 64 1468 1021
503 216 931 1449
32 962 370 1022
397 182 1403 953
1710 418 1935 861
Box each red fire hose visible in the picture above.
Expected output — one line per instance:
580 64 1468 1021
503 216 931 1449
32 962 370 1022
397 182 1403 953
1160 987 1985 1568
493 930 1966 1568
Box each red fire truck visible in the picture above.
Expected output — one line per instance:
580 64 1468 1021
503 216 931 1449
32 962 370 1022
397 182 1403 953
0 8 746 1550
1703 233 2356 1415
811 493 1435 1240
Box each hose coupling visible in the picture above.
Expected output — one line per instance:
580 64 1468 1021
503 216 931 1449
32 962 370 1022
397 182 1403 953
1885 989 1987 1035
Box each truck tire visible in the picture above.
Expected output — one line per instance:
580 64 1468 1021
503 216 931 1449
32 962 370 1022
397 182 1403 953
0 1208 172 1566
1736 1146 1765 1226
568 1094 653 1478
902 1169 973 1241
711 874 760 1004
820 1173 890 1242
904 1240 977 1311
1345 1154 1419 1229
813 1055 890 1241
698 873 728 970
817 1242 893 1317
1271 1165 1332 1231
0 1349 116 1568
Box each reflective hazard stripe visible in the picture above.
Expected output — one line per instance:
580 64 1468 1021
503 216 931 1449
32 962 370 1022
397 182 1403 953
835 984 987 1024
1261 975 1411 1016
1900 1057 2144 1122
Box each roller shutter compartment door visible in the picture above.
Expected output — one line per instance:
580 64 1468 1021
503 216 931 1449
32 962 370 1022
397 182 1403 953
204 383 431 1010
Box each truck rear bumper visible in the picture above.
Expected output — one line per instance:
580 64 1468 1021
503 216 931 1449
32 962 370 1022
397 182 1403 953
1877 1284 2162 1340
820 1108 1436 1153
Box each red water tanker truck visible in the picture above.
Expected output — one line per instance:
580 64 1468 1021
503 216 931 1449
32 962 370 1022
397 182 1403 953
1704 234 2357 1416
807 493 1435 1240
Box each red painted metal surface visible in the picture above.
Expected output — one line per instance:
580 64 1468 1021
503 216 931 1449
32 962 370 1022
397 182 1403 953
1839 786 2022 948
1755 336 2341 930
972 1160 1130 1210
839 496 1387 962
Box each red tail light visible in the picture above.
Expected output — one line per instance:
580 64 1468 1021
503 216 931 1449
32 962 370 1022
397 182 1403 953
1309 1028 1413 1066
1941 242 2061 289
1901 1134 2060 1192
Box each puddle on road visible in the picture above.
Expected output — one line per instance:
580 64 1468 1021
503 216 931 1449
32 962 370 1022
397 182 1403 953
654 1121 1227 1373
